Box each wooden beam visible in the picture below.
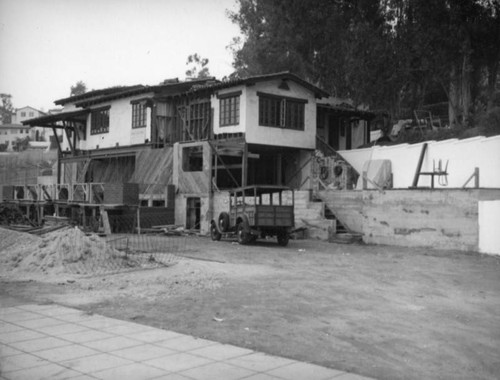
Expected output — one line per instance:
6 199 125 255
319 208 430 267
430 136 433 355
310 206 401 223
52 127 62 155
63 122 75 155
411 143 427 188
242 143 248 187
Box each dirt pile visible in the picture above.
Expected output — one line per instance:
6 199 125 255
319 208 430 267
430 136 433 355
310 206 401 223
0 226 138 277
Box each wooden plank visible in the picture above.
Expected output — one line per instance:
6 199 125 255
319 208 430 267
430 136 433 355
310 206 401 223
100 207 111 235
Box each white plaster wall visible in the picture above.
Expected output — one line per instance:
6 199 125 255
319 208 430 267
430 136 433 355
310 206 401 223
61 95 152 151
478 200 500 255
339 135 500 188
211 80 317 149
246 80 317 149
80 95 152 150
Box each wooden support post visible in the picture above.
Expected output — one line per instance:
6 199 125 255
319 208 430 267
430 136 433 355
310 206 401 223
276 154 282 185
242 143 248 187
52 127 62 155
136 207 141 235
411 143 428 188
63 122 75 154
100 206 111 235
462 167 480 188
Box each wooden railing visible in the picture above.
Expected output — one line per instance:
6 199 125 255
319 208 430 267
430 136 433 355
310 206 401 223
12 183 105 204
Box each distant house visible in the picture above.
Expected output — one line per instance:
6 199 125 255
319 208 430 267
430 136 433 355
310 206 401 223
0 124 31 151
21 72 374 233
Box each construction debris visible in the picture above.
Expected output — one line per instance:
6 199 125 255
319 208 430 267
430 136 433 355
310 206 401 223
0 226 138 277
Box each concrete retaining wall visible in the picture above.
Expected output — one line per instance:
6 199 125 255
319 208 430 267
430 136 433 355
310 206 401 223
362 190 479 251
319 189 500 252
478 200 500 255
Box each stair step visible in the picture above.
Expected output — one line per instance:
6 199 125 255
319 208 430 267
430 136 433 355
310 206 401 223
329 233 363 244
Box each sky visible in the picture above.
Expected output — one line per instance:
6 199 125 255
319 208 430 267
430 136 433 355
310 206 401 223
0 0 242 112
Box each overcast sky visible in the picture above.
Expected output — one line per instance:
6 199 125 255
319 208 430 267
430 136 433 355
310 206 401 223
0 0 241 112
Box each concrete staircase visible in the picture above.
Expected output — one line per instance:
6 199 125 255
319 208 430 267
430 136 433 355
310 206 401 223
293 190 335 240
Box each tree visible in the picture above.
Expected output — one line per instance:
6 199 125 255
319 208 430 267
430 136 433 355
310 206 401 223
185 54 211 79
0 93 14 124
13 136 30 152
229 0 500 127
70 81 87 96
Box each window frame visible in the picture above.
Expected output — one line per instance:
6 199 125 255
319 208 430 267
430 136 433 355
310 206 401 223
131 101 147 129
90 106 110 135
257 92 307 131
218 91 241 127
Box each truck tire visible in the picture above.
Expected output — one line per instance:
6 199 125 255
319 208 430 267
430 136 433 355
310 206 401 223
218 212 230 232
210 222 222 241
277 230 289 246
237 223 251 245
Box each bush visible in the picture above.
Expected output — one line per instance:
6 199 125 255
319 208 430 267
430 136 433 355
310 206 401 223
478 107 500 137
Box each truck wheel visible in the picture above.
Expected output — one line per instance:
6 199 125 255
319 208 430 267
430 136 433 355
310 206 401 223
277 231 289 246
210 223 221 241
218 212 230 232
237 223 251 245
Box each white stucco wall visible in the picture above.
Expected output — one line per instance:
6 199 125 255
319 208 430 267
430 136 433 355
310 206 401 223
211 80 317 149
80 95 152 150
339 135 500 189
60 95 152 151
478 200 500 255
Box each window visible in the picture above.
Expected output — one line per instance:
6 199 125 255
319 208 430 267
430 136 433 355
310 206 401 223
90 107 110 135
29 112 34 117
258 92 306 130
131 102 147 129
182 145 203 172
21 112 26 117
219 91 241 126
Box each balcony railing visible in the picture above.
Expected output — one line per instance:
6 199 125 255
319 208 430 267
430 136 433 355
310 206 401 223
11 183 105 204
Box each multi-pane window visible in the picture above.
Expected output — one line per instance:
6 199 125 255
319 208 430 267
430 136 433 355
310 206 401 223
258 92 306 130
219 91 241 126
132 102 147 129
90 107 110 135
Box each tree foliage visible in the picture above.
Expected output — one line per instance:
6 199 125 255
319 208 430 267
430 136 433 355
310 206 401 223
185 54 211 79
228 0 500 127
0 93 14 124
70 81 87 96
14 136 30 152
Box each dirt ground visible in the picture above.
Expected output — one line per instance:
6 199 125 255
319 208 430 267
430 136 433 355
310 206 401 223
1 230 500 380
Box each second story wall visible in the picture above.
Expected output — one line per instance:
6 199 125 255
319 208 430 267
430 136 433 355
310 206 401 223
211 79 317 149
61 94 153 152
246 79 317 149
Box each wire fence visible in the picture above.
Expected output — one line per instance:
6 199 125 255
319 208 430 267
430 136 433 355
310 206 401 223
61 231 185 276
5 212 187 276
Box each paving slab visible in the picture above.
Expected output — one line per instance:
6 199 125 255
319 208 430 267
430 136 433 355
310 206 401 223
92 362 168 380
111 343 177 361
180 361 256 380
60 352 134 374
0 303 378 380
7 336 72 352
3 362 82 380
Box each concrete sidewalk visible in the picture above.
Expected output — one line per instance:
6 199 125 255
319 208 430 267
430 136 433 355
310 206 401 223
0 303 374 380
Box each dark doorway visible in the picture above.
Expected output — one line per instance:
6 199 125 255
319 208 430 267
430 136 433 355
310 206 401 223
186 197 201 230
328 115 339 150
